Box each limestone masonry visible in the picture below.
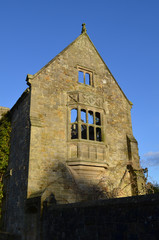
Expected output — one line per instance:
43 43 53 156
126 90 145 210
0 107 10 119
1 24 146 239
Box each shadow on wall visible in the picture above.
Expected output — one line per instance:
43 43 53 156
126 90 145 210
33 162 118 205
33 161 144 205
25 162 148 240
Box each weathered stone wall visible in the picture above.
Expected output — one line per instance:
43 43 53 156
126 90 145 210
42 194 159 240
26 32 142 204
0 231 21 240
0 107 10 119
3 89 31 238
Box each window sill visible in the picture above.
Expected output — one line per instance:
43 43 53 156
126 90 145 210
68 139 105 145
67 159 108 168
77 82 94 87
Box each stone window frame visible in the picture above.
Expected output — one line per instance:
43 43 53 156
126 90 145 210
69 105 103 142
127 136 132 161
77 66 94 86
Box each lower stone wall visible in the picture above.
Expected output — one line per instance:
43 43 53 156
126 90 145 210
42 194 159 240
0 232 21 240
1 194 159 239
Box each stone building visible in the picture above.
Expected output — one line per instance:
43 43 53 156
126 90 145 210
2 24 145 238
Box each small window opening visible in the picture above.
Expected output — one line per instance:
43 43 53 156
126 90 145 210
81 125 87 139
89 126 94 140
96 128 101 141
71 108 77 123
127 137 132 161
85 73 90 85
78 69 92 86
95 112 101 125
71 124 78 139
88 111 94 124
81 109 86 123
78 71 84 83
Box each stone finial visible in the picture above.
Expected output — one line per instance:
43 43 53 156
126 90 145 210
26 74 33 86
81 23 87 34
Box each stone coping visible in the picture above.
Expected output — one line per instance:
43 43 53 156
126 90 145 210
44 193 159 209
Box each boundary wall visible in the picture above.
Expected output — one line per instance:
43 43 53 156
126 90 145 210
1 194 159 240
42 194 159 240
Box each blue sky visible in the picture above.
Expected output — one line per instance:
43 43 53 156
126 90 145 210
0 0 159 184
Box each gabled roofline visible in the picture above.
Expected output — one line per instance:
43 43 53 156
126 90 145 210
10 88 30 115
26 33 85 84
26 32 132 106
84 33 132 106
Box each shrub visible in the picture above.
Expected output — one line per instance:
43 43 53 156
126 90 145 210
0 111 11 217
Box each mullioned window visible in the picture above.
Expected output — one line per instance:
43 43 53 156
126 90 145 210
78 67 93 86
70 107 102 141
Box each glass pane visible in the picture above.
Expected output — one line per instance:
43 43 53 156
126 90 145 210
89 126 94 140
71 108 77 123
85 73 90 85
81 109 86 123
96 128 102 141
95 112 101 125
81 125 87 139
78 71 84 83
71 124 78 139
88 111 94 124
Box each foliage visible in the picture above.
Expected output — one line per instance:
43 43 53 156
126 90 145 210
143 168 159 194
0 111 11 217
146 182 159 194
153 183 159 193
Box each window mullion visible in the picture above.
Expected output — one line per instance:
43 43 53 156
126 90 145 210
86 109 89 140
78 106 81 139
90 73 92 86
93 111 96 141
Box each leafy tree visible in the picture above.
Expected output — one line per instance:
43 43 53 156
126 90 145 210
153 183 159 193
0 111 11 218
145 181 159 194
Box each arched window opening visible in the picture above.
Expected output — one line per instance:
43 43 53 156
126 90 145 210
88 111 94 124
71 108 77 123
96 128 102 142
85 73 90 85
71 108 78 139
78 71 84 84
81 109 86 123
95 112 101 125
71 124 78 139
89 126 94 140
81 125 87 139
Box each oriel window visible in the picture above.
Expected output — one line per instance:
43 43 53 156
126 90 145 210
70 107 102 142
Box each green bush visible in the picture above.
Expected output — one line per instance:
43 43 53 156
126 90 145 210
153 183 159 193
0 111 11 217
146 181 159 194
